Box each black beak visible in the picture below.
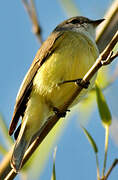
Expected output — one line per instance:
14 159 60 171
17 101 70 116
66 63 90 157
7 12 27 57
91 18 105 27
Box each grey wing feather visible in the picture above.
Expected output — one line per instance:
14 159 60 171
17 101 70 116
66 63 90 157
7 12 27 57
9 31 64 135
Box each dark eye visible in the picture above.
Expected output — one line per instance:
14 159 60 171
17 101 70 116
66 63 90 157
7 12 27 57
70 19 80 24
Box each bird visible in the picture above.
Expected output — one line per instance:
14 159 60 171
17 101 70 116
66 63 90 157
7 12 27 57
9 16 104 172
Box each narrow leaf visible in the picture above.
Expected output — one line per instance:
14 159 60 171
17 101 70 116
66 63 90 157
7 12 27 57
81 127 98 153
95 83 112 127
82 127 100 178
51 147 57 180
0 115 13 147
96 84 111 175
59 0 80 17
0 144 7 155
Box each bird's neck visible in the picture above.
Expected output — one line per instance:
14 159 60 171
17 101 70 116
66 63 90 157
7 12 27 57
73 25 96 43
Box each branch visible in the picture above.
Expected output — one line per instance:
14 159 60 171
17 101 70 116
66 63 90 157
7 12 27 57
96 0 118 53
0 1 118 179
22 0 42 43
104 159 118 180
22 0 118 50
0 30 118 180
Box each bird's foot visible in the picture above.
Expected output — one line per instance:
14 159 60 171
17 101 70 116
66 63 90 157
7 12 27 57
59 78 90 89
53 107 70 118
76 79 90 89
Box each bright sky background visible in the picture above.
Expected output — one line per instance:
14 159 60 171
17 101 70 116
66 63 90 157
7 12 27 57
0 0 118 180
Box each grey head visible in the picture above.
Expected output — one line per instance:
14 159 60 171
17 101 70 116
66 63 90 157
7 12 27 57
54 16 104 39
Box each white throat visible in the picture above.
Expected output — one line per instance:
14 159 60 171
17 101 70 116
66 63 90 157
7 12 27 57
73 24 96 42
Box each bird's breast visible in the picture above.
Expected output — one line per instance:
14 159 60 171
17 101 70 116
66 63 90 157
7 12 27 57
33 31 99 108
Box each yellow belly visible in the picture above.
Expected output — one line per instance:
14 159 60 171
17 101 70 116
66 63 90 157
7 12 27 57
33 31 99 109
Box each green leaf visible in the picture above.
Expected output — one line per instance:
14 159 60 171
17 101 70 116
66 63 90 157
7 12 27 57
81 127 100 177
96 67 110 89
0 144 7 155
95 83 112 127
0 115 13 147
51 147 57 180
77 67 110 126
59 0 80 17
95 84 111 176
81 127 98 153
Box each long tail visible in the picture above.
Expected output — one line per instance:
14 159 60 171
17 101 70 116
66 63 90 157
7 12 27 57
10 122 31 172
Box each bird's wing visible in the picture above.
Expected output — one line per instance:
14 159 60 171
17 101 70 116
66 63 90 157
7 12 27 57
9 31 65 136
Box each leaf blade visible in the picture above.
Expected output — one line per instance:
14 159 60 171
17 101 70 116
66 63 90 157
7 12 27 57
81 127 98 153
0 115 13 147
95 83 112 127
0 144 7 155
51 147 57 180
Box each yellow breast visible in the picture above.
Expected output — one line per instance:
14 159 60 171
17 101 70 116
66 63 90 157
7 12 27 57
33 31 99 108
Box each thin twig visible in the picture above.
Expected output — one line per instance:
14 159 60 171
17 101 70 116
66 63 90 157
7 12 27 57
22 0 42 43
104 159 118 180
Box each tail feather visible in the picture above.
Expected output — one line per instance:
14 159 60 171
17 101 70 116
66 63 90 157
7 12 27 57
10 122 31 172
14 124 21 140
11 136 29 172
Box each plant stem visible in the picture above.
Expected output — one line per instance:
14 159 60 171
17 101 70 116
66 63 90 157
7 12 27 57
102 126 109 176
96 153 100 179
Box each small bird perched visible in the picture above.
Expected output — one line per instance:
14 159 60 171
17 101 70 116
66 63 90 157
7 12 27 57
9 16 104 172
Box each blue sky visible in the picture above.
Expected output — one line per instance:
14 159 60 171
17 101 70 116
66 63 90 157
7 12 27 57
0 0 118 180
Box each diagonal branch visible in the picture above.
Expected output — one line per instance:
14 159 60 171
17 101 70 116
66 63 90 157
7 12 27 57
0 29 118 180
0 1 118 179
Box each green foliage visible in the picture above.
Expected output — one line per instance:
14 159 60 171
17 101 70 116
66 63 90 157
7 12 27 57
95 83 112 176
51 147 57 180
0 144 7 155
81 127 100 177
77 67 110 125
0 115 13 148
81 127 98 153
59 0 80 17
95 83 112 127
